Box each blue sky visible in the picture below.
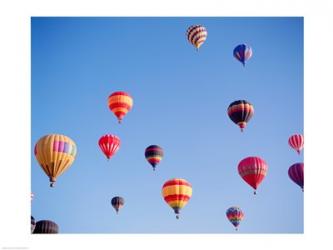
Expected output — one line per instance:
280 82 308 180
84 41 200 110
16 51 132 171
31 17 303 233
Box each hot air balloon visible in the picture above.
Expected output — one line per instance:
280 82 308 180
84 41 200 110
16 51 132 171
288 163 304 191
33 220 59 234
111 196 125 214
226 206 244 231
288 134 304 155
108 91 133 123
98 134 120 160
145 145 164 171
186 25 208 51
238 156 268 194
34 134 77 187
162 178 192 219
233 44 252 66
227 100 254 132
31 216 36 233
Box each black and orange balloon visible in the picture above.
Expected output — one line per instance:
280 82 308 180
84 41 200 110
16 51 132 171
145 145 164 171
111 196 125 214
227 100 254 132
33 220 59 234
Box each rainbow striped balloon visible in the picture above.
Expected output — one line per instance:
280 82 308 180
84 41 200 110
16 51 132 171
186 25 208 50
108 91 133 123
34 134 77 187
162 178 192 219
145 145 164 171
226 206 244 231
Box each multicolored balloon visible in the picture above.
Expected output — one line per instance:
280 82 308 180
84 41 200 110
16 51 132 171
162 178 192 219
288 134 304 155
34 134 77 187
288 163 304 191
98 134 120 160
226 206 244 231
227 100 254 132
238 156 268 194
33 220 59 234
233 44 253 66
186 25 208 51
145 145 164 171
108 91 133 123
111 196 125 214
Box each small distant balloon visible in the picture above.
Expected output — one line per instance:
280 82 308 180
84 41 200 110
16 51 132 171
233 44 252 66
226 206 244 231
145 145 164 171
33 220 59 234
108 91 133 123
111 196 125 214
238 156 268 194
186 25 208 51
34 134 77 187
98 134 120 160
288 163 304 191
228 100 254 132
288 134 304 155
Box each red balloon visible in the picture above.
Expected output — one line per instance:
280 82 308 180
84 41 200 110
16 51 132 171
288 134 304 154
98 134 120 160
238 156 268 194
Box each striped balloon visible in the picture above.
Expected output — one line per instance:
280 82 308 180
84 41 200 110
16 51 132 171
98 134 120 160
162 178 192 219
288 163 304 191
186 25 208 50
228 100 254 132
288 134 304 154
108 91 133 123
226 206 244 231
233 44 253 66
145 145 164 171
33 220 59 234
34 134 77 187
238 156 268 194
111 196 125 214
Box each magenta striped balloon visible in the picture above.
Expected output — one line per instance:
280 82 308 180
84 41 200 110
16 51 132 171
288 134 304 154
288 163 304 191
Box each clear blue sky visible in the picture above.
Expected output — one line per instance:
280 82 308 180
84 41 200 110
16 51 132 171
31 17 303 233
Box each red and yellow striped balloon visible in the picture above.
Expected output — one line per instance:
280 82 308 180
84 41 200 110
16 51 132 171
108 91 133 123
162 178 192 219
186 25 208 50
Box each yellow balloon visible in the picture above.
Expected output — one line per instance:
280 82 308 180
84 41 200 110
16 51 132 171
34 134 77 187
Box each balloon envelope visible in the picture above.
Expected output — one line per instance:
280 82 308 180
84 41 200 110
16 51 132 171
238 156 268 194
226 206 244 230
162 178 192 219
186 25 208 50
288 163 304 191
145 145 164 170
34 134 77 187
111 196 125 213
33 220 59 234
228 100 254 131
233 44 252 66
288 134 304 154
108 91 133 123
98 134 120 160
